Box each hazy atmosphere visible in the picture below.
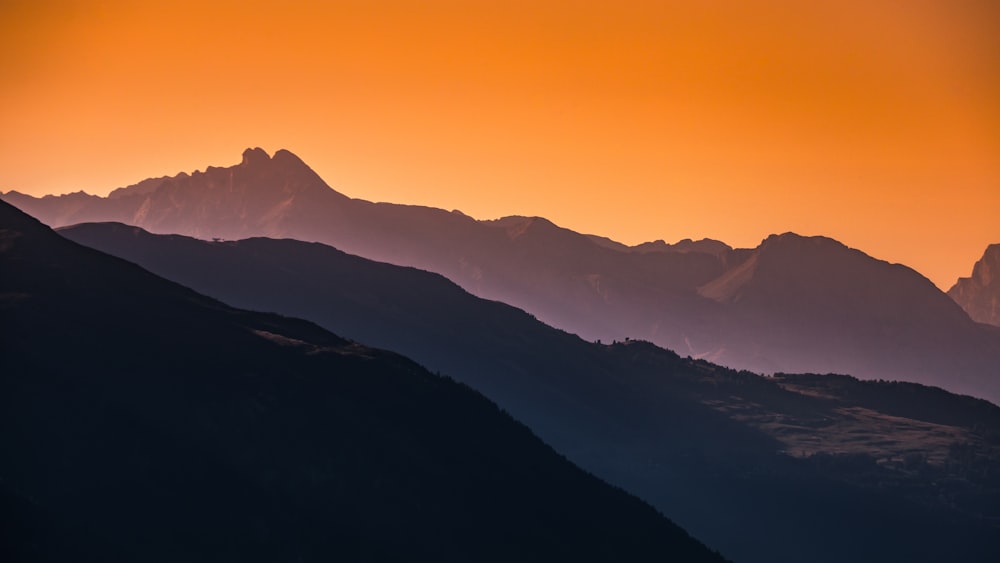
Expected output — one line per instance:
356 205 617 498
3 0 998 287
5 3 1000 562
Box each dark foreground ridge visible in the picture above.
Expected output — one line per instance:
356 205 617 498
0 199 727 562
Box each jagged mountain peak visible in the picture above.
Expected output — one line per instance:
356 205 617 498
239 147 312 171
0 148 350 241
949 243 1000 326
241 146 271 165
632 237 733 257
972 244 1000 286
273 148 305 165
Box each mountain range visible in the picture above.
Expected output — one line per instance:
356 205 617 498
56 219 1000 563
0 199 731 562
4 148 998 403
950 244 1000 327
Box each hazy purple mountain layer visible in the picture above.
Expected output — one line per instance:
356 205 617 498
59 223 1000 563
58 220 1000 563
5 148 999 402
1 199 730 563
950 244 1000 327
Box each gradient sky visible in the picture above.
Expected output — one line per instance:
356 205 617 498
2 0 998 289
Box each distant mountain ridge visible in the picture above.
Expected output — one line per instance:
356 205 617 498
5 147 999 402
3 148 346 241
586 234 733 257
950 244 1000 327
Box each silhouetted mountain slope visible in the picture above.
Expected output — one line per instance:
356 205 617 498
60 221 1000 563
950 244 1000 327
6 148 1000 402
0 201 727 563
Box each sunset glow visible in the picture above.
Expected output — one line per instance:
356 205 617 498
2 0 998 288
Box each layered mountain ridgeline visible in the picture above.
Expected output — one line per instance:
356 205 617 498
0 201 727 562
694 233 1000 400
0 148 349 240
6 148 1000 403
60 222 1000 563
950 244 1000 327
587 234 734 257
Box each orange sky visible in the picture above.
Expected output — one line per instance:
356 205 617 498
2 0 998 289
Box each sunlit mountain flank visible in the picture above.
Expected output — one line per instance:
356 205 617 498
950 244 1000 327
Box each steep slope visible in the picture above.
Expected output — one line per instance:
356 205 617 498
6 148 1000 402
949 244 1000 327
59 221 1000 563
0 200 727 562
